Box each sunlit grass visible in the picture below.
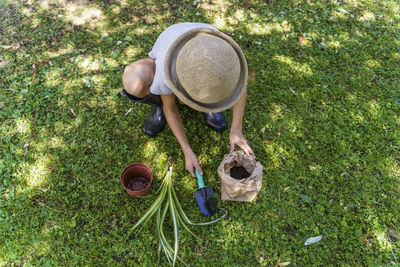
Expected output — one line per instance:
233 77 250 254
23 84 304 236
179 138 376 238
247 22 286 35
365 59 381 68
273 55 312 75
359 11 376 21
365 100 381 118
269 103 285 122
26 156 51 187
64 3 103 26
123 47 145 62
61 78 84 95
44 68 63 87
143 139 159 159
14 117 31 135
43 45 74 59
1 0 399 265
75 55 102 73
103 57 119 68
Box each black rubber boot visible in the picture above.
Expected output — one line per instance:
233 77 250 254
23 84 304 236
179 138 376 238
118 89 166 137
144 106 166 137
202 112 228 132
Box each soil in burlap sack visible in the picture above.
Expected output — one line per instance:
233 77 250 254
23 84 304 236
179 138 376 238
217 150 262 202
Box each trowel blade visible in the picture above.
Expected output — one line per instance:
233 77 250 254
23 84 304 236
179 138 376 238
195 187 218 217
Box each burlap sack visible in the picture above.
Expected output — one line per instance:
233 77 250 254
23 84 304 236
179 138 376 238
218 150 263 202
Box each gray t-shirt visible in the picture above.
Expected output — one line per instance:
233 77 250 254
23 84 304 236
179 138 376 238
148 23 217 95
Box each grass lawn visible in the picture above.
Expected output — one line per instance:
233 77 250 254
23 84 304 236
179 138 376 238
1 0 400 265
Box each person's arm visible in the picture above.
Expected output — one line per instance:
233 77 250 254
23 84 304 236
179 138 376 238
230 86 255 156
161 94 203 177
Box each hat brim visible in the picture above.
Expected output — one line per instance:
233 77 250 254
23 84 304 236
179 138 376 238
164 27 248 113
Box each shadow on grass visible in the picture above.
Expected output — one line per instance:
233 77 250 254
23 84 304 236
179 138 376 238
0 0 399 265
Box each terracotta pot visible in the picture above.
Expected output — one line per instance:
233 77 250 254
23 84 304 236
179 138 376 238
121 163 153 197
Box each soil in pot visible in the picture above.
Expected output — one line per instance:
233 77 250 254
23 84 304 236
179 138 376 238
126 176 149 191
230 166 251 180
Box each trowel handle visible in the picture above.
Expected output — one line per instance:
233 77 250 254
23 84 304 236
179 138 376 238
194 169 206 189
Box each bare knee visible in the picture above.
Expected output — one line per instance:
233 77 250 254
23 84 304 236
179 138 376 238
122 64 147 98
122 59 155 98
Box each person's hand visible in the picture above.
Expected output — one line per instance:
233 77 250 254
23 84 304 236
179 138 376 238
184 148 203 177
230 129 255 156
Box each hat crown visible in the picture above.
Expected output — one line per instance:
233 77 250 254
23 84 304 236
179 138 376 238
175 35 240 104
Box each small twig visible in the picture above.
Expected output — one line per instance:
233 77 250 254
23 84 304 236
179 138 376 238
23 144 28 166
390 220 399 232
125 108 132 115
35 199 67 213
48 109 72 119
45 195 70 214
70 241 101 260
391 247 398 264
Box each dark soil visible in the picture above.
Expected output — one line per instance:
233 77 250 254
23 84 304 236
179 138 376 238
126 177 149 191
230 166 251 179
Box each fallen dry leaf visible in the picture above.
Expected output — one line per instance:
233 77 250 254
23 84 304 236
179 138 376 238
40 186 50 192
250 69 255 79
38 59 50 65
275 257 291 267
221 5 227 13
298 35 307 44
11 42 20 50
0 59 7 68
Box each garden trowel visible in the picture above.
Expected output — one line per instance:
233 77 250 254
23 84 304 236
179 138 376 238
194 169 218 217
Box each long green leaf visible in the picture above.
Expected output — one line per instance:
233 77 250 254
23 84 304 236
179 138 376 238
160 237 186 267
175 209 201 241
169 184 201 240
171 185 228 225
130 167 224 266
130 196 162 231
130 180 168 231
159 199 172 263
190 208 228 226
156 204 162 265
135 178 167 199
158 199 187 266
169 181 179 266
159 200 169 242
159 171 187 266
171 183 194 225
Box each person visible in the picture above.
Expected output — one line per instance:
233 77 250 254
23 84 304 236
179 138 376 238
120 23 254 177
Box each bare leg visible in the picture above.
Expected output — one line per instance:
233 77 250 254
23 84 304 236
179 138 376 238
121 58 165 137
122 58 155 98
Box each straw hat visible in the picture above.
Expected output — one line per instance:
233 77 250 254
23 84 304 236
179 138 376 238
164 27 248 113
